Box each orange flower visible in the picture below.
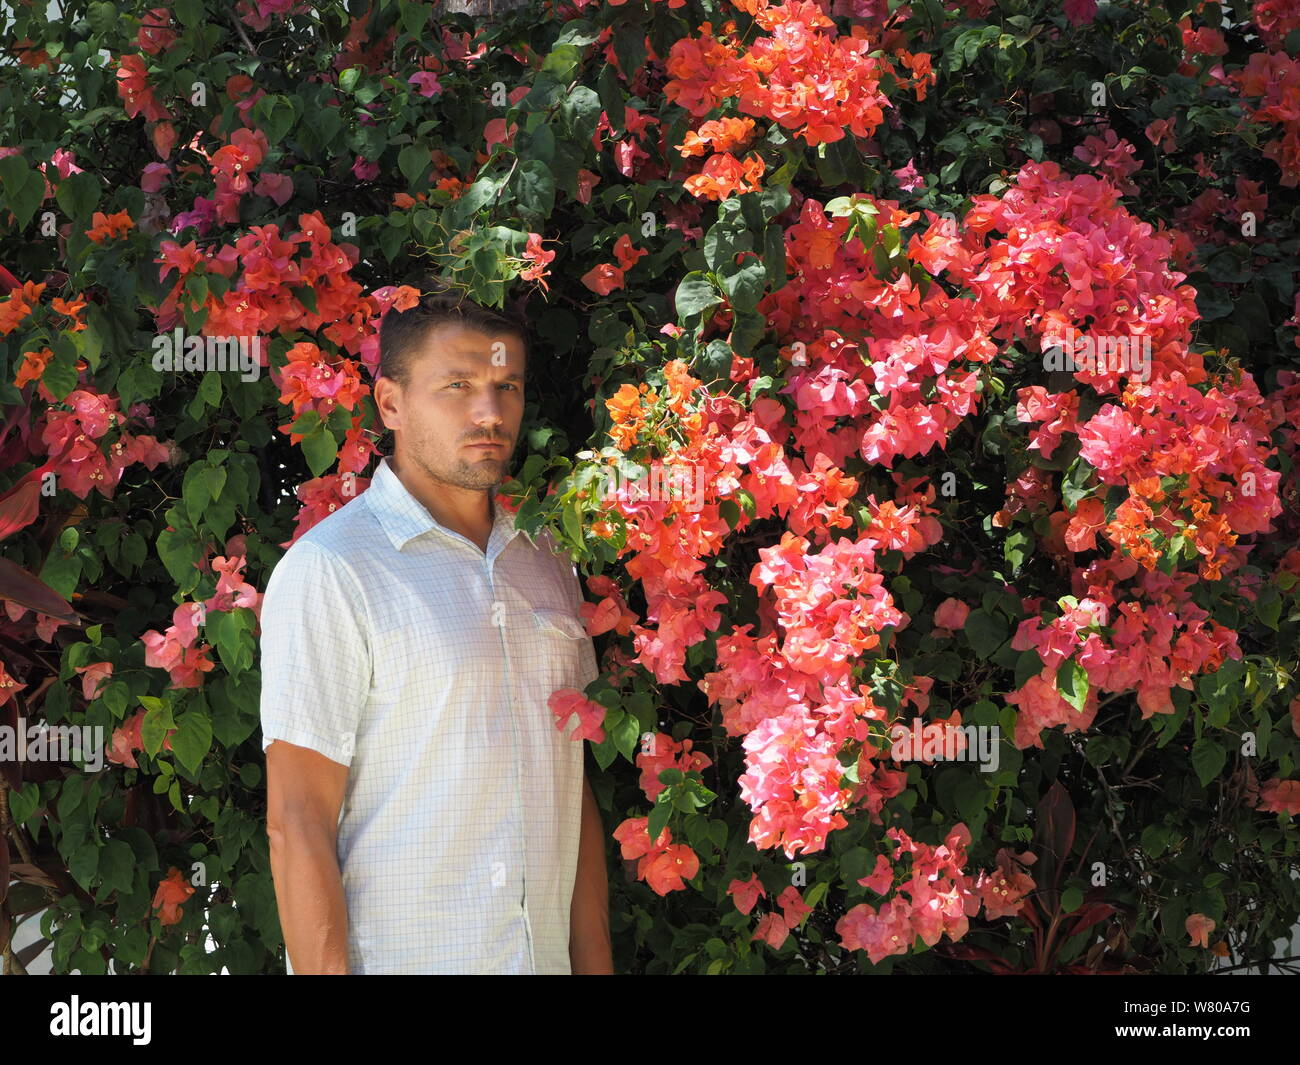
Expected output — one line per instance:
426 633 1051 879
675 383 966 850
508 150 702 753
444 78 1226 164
678 116 758 157
86 209 135 244
613 234 648 271
581 262 625 296
51 295 87 331
13 346 52 389
606 383 647 450
684 152 765 201
152 867 196 926
1185 912 1215 949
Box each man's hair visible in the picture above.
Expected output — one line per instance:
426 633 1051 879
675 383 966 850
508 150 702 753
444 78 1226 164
378 277 530 389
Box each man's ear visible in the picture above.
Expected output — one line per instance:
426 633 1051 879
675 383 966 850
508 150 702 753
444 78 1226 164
373 374 400 432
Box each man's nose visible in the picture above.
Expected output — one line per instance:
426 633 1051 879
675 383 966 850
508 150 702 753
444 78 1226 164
470 391 508 432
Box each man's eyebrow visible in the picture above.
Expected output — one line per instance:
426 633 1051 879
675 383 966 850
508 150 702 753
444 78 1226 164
437 367 525 382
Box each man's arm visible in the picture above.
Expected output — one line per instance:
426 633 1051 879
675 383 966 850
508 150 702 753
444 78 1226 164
569 770 614 974
266 739 351 974
258 540 370 975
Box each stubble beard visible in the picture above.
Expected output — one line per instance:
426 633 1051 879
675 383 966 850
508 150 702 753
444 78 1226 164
407 427 512 493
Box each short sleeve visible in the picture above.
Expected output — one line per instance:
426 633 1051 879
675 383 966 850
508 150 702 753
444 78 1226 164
258 539 371 766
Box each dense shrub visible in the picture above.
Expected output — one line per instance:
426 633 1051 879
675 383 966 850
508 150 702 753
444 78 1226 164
1 0 1298 974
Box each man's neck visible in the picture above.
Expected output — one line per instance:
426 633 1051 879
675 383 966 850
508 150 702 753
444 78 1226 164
388 454 493 552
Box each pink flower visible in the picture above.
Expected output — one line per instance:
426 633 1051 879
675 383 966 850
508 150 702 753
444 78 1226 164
204 556 262 615
1064 0 1097 25
642 842 699 895
408 72 443 97
835 898 914 964
483 117 516 152
141 162 172 192
548 688 606 743
612 816 667 860
933 597 970 631
106 708 173 768
891 157 925 192
518 232 555 290
0 661 22 707
752 911 789 949
576 169 600 205
728 873 766 915
857 853 894 894
776 885 813 929
1257 778 1300 816
253 172 294 205
75 661 114 701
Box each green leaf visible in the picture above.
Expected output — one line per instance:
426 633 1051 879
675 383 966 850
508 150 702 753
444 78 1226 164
142 702 176 757
0 155 44 229
562 499 584 547
8 781 40 824
68 842 99 890
1191 737 1226 787
171 709 213 775
398 143 429 187
251 95 296 147
596 65 624 133
1060 885 1084 913
291 284 319 316
172 0 204 27
560 86 601 144
41 343 80 401
206 608 254 674
1004 529 1032 574
610 712 639 761
763 224 788 287
39 548 82 600
675 272 721 320
719 261 766 312
513 159 556 219
157 527 199 590
963 608 1008 657
1055 658 1088 712
1256 586 1282 630
399 0 428 35
54 171 102 220
97 840 136 897
300 427 338 476
647 799 671 845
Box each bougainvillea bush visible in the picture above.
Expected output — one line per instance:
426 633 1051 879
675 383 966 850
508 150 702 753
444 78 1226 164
1 0 1298 974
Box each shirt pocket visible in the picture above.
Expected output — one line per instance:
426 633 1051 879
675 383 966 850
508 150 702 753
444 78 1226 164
530 607 590 704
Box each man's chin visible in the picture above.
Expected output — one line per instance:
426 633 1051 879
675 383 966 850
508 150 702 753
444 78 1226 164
457 462 506 489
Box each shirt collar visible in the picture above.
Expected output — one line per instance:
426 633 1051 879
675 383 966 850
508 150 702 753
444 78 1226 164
366 456 537 553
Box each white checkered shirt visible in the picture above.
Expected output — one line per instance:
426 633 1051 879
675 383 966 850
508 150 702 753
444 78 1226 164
258 456 599 974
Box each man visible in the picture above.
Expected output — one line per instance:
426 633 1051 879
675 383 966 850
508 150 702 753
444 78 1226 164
259 288 614 974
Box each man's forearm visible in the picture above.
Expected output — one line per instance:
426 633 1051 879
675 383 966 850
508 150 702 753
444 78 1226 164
569 775 614 974
269 819 351 974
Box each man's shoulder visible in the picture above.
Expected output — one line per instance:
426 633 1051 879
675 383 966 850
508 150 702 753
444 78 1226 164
276 492 381 571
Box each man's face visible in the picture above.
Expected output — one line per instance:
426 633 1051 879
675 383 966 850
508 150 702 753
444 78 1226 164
376 320 526 491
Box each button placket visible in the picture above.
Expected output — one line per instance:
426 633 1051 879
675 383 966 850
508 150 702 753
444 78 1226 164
485 547 536 974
